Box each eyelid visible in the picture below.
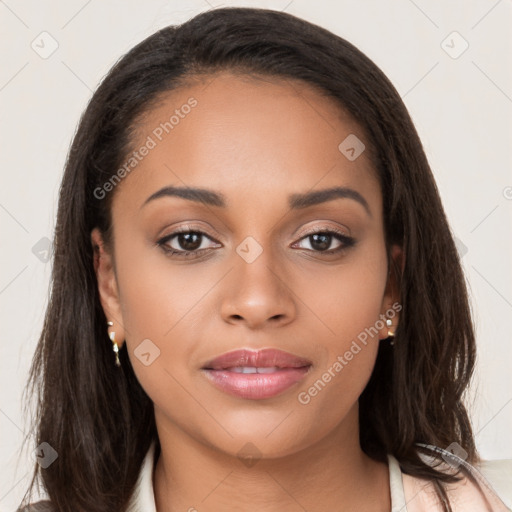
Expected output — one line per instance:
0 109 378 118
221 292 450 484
159 223 220 240
295 224 350 239
158 224 221 245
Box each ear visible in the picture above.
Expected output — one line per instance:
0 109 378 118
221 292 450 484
91 227 126 348
378 244 404 340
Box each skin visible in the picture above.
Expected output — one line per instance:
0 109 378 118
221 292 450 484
91 72 403 511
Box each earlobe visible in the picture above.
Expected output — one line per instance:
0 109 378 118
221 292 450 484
90 227 126 348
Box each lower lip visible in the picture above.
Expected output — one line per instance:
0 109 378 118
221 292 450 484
202 367 311 400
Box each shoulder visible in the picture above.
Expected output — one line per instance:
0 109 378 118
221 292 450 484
475 458 512 509
401 452 512 512
15 443 159 512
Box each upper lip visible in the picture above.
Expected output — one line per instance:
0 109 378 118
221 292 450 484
202 348 312 370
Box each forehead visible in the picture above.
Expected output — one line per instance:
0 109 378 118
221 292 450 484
113 72 381 217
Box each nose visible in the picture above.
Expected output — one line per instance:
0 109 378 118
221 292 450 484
220 249 297 330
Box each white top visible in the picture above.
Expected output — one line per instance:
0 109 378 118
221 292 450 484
126 441 512 511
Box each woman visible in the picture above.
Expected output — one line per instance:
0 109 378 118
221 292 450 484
18 7 512 512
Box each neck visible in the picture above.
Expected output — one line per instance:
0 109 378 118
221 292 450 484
153 405 390 512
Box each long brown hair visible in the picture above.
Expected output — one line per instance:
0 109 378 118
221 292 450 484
20 7 478 511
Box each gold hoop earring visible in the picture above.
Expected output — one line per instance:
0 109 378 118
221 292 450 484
107 321 121 367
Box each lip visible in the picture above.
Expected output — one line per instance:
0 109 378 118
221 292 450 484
202 348 312 370
201 348 312 400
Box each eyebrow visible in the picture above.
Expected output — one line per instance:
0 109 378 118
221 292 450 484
288 187 371 216
141 185 371 217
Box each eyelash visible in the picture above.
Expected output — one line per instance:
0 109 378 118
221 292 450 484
156 226 356 259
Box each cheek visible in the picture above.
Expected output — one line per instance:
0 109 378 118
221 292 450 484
296 244 388 349
114 238 224 406
292 243 387 407
115 233 216 341
291 282 385 444
289 341 377 455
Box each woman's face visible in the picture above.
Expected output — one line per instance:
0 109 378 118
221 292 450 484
92 72 401 459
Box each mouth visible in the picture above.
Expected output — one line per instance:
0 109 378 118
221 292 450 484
201 348 312 400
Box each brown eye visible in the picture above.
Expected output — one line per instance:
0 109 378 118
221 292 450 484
175 232 202 251
157 229 221 257
293 229 356 254
309 233 335 251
